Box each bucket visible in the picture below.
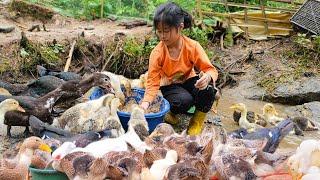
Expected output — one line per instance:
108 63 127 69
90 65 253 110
117 88 170 132
29 166 68 180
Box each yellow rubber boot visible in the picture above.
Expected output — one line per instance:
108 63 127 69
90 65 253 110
187 110 207 135
164 111 179 125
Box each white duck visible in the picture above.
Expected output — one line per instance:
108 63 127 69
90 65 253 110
0 99 25 136
288 139 320 179
52 94 115 133
70 106 151 158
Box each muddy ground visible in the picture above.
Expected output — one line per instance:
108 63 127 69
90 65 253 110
0 3 319 156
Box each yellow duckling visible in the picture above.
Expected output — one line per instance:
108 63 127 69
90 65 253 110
0 99 25 136
0 88 11 96
230 103 263 132
262 103 284 125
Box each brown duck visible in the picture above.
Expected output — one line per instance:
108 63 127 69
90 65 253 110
3 73 114 137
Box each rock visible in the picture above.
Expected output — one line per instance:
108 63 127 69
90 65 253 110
245 77 320 105
84 25 94 30
0 26 15 33
285 101 320 123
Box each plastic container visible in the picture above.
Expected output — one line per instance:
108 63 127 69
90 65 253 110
29 166 68 180
117 88 170 132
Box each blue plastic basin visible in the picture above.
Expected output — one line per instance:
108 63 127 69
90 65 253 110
117 88 170 132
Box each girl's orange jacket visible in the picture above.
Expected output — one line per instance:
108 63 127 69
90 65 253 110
143 35 218 103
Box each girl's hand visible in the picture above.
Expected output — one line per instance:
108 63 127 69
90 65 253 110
140 101 150 110
195 72 211 90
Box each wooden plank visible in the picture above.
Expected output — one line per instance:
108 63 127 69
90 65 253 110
201 0 298 12
230 23 292 31
201 11 291 23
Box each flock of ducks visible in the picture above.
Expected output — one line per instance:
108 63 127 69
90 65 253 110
0 65 320 179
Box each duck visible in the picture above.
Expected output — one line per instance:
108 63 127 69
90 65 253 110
263 103 318 133
30 115 106 147
2 80 80 137
100 71 126 103
143 148 167 168
127 106 149 140
26 75 65 97
53 94 115 134
213 153 257 180
0 88 11 96
70 107 151 158
287 139 320 179
120 72 148 97
103 97 125 136
0 99 25 136
231 119 295 153
0 136 52 180
262 103 285 125
233 110 267 127
146 150 178 180
0 80 27 96
292 116 319 132
37 65 81 81
102 151 144 179
145 123 176 148
230 103 264 132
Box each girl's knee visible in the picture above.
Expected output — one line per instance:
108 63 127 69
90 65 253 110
169 95 193 114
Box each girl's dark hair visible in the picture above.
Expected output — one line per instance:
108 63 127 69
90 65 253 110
154 2 192 29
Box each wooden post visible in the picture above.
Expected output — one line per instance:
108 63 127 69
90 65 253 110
101 0 104 18
260 0 269 35
244 0 249 40
223 0 231 27
64 40 76 72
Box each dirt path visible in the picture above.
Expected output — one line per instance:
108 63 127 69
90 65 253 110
0 4 152 46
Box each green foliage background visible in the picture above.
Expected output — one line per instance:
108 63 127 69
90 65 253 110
25 0 195 20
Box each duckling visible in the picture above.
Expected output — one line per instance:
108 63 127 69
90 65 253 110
148 150 178 180
100 71 126 103
37 65 81 81
0 88 11 96
104 97 125 136
0 99 25 136
263 103 284 125
233 110 267 127
127 106 149 140
54 94 115 134
292 116 318 131
0 137 52 180
230 103 264 132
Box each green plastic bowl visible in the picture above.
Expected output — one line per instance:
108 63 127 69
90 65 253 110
29 166 68 180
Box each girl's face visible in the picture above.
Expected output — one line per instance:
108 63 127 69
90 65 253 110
156 23 183 47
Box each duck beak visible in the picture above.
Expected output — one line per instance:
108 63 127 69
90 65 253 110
17 105 25 112
39 144 52 153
